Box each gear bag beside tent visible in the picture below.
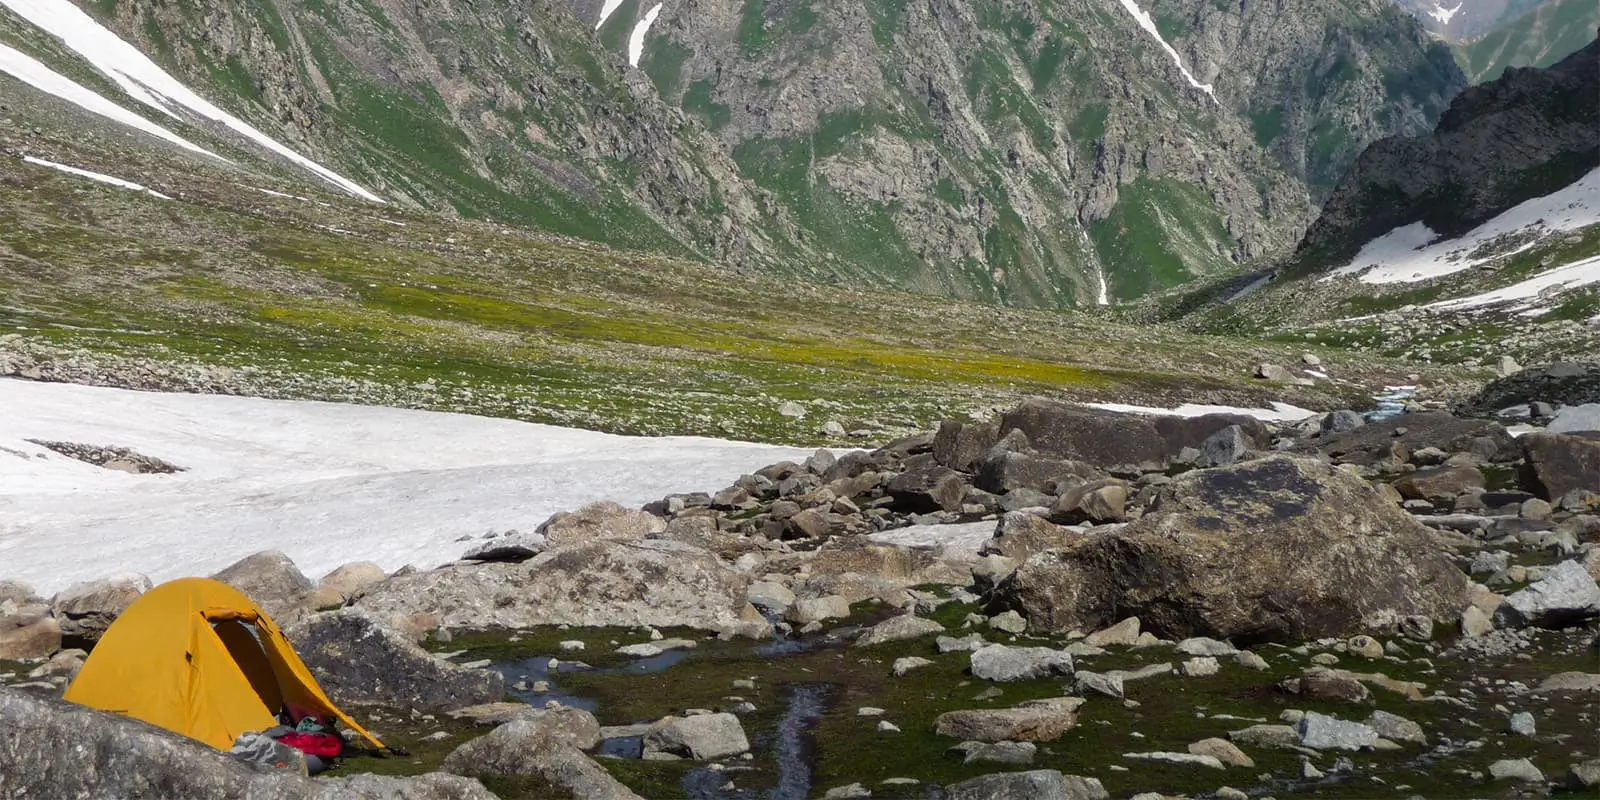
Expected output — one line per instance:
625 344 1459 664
63 577 383 752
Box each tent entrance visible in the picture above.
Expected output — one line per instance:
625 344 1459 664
209 616 288 719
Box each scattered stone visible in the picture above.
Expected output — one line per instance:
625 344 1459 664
1494 560 1600 629
933 698 1086 742
987 610 1028 634
1228 725 1301 749
969 644 1074 682
1392 466 1485 505
1235 651 1269 670
892 657 933 677
876 721 899 733
1345 635 1383 659
1297 712 1378 750
1071 671 1124 699
1321 411 1365 434
1365 710 1426 745
944 770 1107 800
856 615 944 646
1567 759 1600 791
937 633 989 653
1216 787 1249 800
643 713 750 760
1283 671 1371 705
616 639 696 658
788 595 853 626
1083 617 1140 648
1123 751 1225 769
1534 672 1600 693
1188 738 1255 768
778 401 806 419
1461 605 1494 637
445 702 539 727
1489 758 1544 783
1508 711 1536 736
1176 637 1237 656
1179 657 1220 678
823 783 871 798
857 707 885 717
949 740 1038 765
442 707 638 800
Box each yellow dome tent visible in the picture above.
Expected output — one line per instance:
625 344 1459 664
63 577 385 752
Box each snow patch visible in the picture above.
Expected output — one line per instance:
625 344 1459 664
0 42 214 156
1228 273 1273 301
1425 254 1600 316
0 0 382 202
1328 168 1600 284
628 2 663 67
1427 3 1463 25
1095 267 1110 306
21 155 171 199
1084 400 1317 422
0 380 814 594
596 0 628 29
1113 0 1217 103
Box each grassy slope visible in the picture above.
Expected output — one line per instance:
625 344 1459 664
1453 0 1600 83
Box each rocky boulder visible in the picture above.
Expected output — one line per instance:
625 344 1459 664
997 400 1261 471
357 539 765 636
539 501 665 547
1304 413 1519 465
317 562 388 602
982 515 1086 563
855 614 945 647
643 713 750 760
945 769 1108 800
993 455 1472 642
1050 480 1129 524
1520 432 1600 501
1392 466 1485 505
442 707 640 800
212 551 314 622
934 420 1000 471
888 456 968 513
50 573 150 647
934 697 1086 742
0 688 494 798
288 610 503 710
969 644 1074 682
1493 560 1600 629
0 603 60 661
1460 362 1600 415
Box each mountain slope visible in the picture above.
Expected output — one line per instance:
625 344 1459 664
1452 0 1600 83
2 0 1464 308
1388 0 1546 41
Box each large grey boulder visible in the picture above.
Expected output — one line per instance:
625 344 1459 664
50 573 150 647
212 551 314 622
1493 560 1600 629
1195 425 1250 468
357 539 766 636
888 456 969 513
969 644 1074 682
538 501 665 547
934 698 1085 742
642 713 750 760
0 688 494 799
1550 403 1600 434
1297 712 1379 750
975 450 1101 495
1520 432 1600 501
982 514 1086 563
945 769 1108 800
1460 362 1600 415
288 610 503 711
993 455 1471 641
996 400 1262 471
1304 413 1519 465
443 707 641 800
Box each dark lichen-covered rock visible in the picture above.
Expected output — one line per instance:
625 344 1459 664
888 455 969 512
0 688 494 799
997 399 1263 471
994 455 1471 643
1303 412 1520 465
933 420 1000 472
1520 432 1600 501
288 610 503 711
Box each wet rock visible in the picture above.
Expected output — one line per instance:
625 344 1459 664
995 456 1470 640
1520 432 1600 501
212 551 314 621
949 740 1038 765
643 713 750 760
0 688 493 798
1188 737 1254 767
1493 559 1600 629
50 573 149 647
1366 710 1426 745
747 581 795 614
358 539 764 636
856 615 944 647
1123 751 1225 769
969 644 1074 682
443 707 638 800
934 698 1086 742
944 769 1107 800
288 610 503 710
1297 712 1378 750
1235 651 1269 670
616 639 696 658
1489 758 1544 782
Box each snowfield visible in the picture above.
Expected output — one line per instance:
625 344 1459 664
1328 167 1600 284
0 0 381 202
1084 400 1317 422
22 156 171 199
1425 253 1600 316
628 3 664 67
0 381 814 595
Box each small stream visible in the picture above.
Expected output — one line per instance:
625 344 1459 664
1368 385 1417 421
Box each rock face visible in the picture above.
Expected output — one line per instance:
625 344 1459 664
288 611 504 711
50 574 150 647
1493 560 1600 629
212 551 314 621
443 708 642 800
994 455 1471 641
0 688 495 799
1520 432 1600 501
357 539 764 636
933 698 1086 742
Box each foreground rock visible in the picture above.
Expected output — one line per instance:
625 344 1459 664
945 769 1108 800
995 456 1471 640
357 539 766 636
443 706 641 800
289 610 503 710
0 688 493 798
934 698 1085 742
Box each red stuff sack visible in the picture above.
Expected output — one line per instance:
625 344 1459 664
276 731 344 759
